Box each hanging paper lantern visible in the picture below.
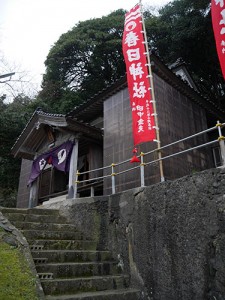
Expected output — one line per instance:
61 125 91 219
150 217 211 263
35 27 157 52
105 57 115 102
130 155 141 163
132 147 138 154
130 147 141 163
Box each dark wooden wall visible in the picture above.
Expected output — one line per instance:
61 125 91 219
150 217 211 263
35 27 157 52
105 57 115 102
16 72 216 204
103 88 159 196
103 73 212 195
154 73 212 180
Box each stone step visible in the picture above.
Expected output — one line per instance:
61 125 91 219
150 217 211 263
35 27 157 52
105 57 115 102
41 195 67 206
30 245 44 251
31 250 112 263
3 212 67 224
29 208 61 216
38 273 54 280
33 258 48 264
0 207 60 215
10 221 78 232
29 239 97 250
0 208 29 214
36 261 121 278
41 275 130 295
1 208 139 298
45 288 141 300
21 230 84 241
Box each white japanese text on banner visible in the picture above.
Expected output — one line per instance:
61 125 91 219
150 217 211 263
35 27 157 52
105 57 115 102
122 4 156 145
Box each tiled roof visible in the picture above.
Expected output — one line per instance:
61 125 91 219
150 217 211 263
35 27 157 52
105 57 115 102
66 75 127 121
11 108 66 153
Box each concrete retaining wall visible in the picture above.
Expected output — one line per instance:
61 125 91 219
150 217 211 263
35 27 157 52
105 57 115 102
43 168 225 300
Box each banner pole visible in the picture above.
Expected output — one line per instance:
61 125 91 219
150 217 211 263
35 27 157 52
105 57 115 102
139 0 165 182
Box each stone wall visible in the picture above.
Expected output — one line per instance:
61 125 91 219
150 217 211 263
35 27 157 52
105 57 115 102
44 168 225 300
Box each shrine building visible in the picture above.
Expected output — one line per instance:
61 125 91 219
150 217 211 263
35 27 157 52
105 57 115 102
11 54 225 208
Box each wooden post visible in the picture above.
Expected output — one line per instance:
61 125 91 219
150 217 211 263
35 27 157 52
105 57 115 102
28 154 38 208
28 181 37 208
139 0 165 182
68 139 79 199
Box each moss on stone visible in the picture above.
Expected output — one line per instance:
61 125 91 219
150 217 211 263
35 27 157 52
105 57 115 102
93 211 101 242
0 234 38 300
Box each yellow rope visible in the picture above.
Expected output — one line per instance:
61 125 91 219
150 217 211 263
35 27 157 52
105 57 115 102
218 136 225 141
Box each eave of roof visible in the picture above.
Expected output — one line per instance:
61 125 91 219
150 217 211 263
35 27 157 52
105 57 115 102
151 54 225 120
11 109 102 159
66 53 225 123
12 53 225 160
11 110 67 158
66 76 127 121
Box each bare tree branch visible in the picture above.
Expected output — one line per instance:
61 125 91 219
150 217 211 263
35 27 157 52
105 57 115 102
0 53 39 102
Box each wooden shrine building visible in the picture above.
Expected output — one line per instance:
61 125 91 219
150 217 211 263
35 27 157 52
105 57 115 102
12 54 225 208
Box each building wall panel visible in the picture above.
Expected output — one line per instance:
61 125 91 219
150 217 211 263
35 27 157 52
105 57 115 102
103 73 212 194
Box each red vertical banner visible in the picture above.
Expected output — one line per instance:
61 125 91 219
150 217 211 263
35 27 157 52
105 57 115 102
211 0 225 79
122 4 156 146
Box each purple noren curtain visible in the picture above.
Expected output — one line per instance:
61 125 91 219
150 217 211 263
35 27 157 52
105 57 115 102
28 140 74 185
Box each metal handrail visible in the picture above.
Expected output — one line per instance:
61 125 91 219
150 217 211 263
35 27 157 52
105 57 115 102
75 122 225 195
145 140 218 166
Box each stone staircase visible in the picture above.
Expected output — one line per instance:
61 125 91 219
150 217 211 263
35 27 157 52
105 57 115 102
1 207 141 300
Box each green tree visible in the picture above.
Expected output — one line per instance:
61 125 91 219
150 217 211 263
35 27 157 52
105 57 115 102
146 0 225 107
1 0 224 206
0 94 33 207
41 1 225 113
40 9 126 113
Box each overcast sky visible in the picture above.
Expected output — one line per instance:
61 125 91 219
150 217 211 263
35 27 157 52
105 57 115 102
0 0 171 94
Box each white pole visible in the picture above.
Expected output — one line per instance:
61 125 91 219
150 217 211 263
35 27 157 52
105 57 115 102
217 121 225 167
111 164 116 194
68 139 79 199
140 152 145 187
90 186 95 197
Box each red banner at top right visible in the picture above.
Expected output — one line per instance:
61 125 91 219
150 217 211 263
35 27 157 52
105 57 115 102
211 0 225 79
